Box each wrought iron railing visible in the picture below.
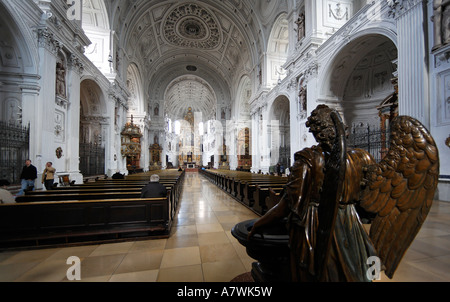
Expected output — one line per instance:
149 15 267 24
0 121 30 184
79 143 105 176
347 124 390 163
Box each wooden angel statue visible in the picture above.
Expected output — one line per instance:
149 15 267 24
249 104 439 282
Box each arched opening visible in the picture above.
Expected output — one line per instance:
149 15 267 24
79 79 107 176
164 75 217 122
269 95 291 170
267 13 289 87
321 34 398 161
233 76 252 171
0 2 36 184
126 63 145 114
164 75 218 169
82 0 111 72
321 34 397 125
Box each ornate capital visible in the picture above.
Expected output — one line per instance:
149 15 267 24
35 27 61 56
304 61 319 83
386 0 422 18
67 54 84 75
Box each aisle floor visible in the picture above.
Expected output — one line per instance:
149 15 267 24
0 172 449 282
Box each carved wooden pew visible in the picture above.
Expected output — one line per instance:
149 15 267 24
265 187 284 211
1 170 185 248
243 181 287 206
252 186 285 214
0 197 171 248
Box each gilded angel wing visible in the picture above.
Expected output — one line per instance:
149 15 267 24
360 116 440 279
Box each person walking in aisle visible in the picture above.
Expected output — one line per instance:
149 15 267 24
17 159 37 196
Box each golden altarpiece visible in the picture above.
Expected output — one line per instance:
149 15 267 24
237 127 251 171
149 143 162 171
120 116 142 173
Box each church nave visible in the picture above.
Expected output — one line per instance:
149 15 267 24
0 172 450 282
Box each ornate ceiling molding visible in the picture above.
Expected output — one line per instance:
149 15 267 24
162 3 222 50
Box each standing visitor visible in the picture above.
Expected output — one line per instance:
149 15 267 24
17 159 37 196
42 162 56 190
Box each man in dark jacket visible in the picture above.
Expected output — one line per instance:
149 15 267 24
140 174 167 198
17 159 37 196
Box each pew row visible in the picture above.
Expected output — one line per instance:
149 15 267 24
200 169 287 215
0 197 170 249
0 170 185 249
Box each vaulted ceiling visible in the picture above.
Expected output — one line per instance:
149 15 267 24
92 0 289 120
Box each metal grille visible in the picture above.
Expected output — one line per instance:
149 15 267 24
79 143 105 176
278 146 291 168
0 122 30 184
347 124 390 163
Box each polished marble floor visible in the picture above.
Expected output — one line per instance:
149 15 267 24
0 172 449 282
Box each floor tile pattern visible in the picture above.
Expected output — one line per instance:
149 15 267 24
0 172 449 282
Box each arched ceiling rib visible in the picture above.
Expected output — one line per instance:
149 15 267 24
102 0 288 119
164 75 216 121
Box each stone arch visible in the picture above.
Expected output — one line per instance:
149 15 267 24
0 2 37 74
164 75 217 122
233 75 252 122
0 2 38 128
268 95 291 168
319 32 398 128
79 79 108 176
82 0 111 72
126 63 145 114
266 13 289 87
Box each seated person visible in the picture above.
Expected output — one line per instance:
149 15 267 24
0 185 15 204
112 171 125 179
141 174 167 198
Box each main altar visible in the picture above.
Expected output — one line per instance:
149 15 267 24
178 107 202 171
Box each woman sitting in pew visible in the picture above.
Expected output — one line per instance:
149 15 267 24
141 174 167 198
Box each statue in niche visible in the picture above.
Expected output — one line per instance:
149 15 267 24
116 51 120 72
258 65 262 86
221 108 226 120
245 104 440 282
299 84 307 113
259 113 263 132
56 62 66 98
154 134 159 145
295 12 305 41
433 0 450 50
154 103 159 116
443 3 450 44
114 106 119 126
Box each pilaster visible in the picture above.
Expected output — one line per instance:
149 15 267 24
388 0 430 127
65 53 83 183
